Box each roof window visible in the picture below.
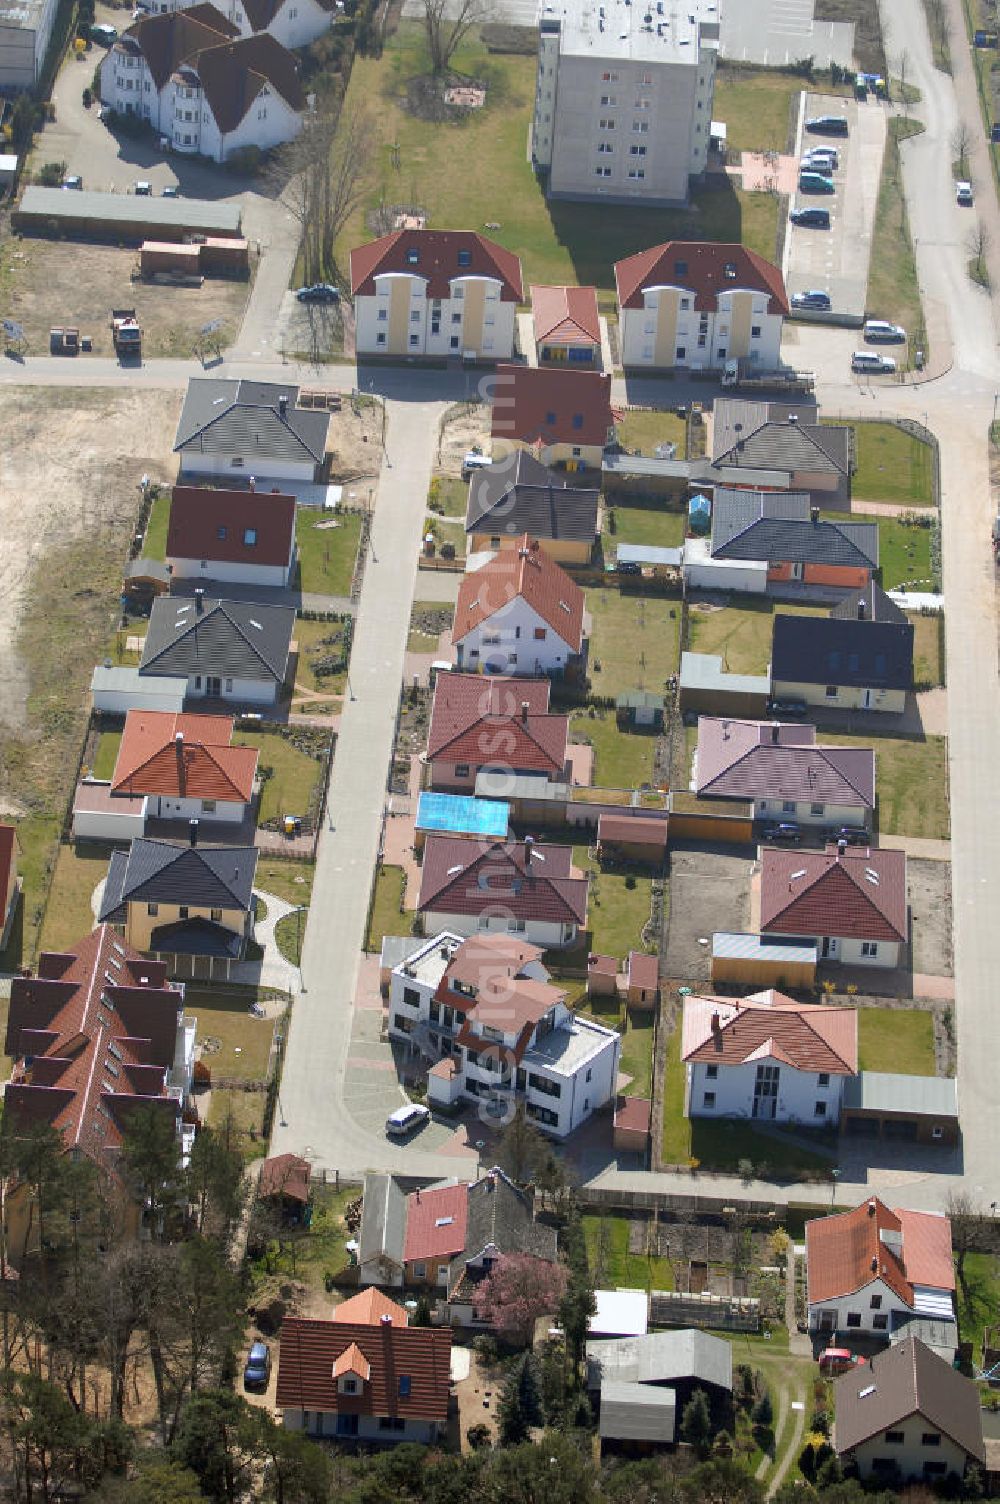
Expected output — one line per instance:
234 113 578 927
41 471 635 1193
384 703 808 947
724 261 737 277
457 248 472 267
674 259 687 275
399 1375 412 1397
407 248 420 265
217 525 227 540
572 414 583 429
244 528 257 546
545 411 556 425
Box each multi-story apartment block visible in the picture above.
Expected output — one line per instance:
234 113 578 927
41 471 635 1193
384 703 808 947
532 0 720 205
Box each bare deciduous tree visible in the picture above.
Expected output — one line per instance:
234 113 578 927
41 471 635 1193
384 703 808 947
895 49 912 113
925 0 948 65
275 104 373 286
952 120 973 177
967 218 992 287
422 0 492 76
947 1190 983 1306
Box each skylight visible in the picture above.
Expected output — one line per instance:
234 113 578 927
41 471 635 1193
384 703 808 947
249 619 263 631
434 1216 454 1228
790 868 807 881
864 869 880 885
859 1385 876 1399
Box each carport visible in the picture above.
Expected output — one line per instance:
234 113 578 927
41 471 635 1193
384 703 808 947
841 1071 958 1146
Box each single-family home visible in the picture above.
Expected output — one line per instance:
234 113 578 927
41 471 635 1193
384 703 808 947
695 716 876 829
531 284 601 366
356 1172 408 1288
465 450 599 565
99 837 258 977
443 1166 559 1325
452 536 586 677
615 241 788 372
0 823 20 951
760 844 907 968
770 597 914 714
416 837 588 948
400 1181 469 1290
276 1312 453 1444
426 672 570 791
2 924 194 1260
681 988 857 1126
833 1338 983 1483
695 490 878 595
805 1197 956 1340
491 365 613 470
139 593 295 705
99 8 306 163
711 401 851 505
257 1152 311 1216
350 229 522 361
139 0 336 49
113 710 256 823
174 378 331 483
166 484 297 589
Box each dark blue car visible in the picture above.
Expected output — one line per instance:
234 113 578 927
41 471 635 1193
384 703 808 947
244 1341 271 1392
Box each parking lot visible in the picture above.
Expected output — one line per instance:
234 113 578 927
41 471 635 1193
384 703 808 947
663 846 754 983
783 91 887 322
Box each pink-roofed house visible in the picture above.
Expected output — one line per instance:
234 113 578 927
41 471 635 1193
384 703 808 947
695 716 875 830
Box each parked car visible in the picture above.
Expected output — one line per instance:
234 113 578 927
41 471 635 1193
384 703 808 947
616 560 641 576
799 170 836 194
828 825 870 846
243 1342 271 1392
134 180 152 196
956 180 973 205
295 283 340 303
791 290 831 310
767 697 809 719
62 176 83 190
852 351 896 373
386 1102 430 1137
805 114 849 136
864 319 906 343
789 206 831 228
802 147 840 170
760 822 801 844
161 184 179 198
819 1348 861 1377
90 22 118 44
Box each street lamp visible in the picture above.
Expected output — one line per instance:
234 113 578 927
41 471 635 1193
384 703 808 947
291 904 308 993
830 1166 841 1207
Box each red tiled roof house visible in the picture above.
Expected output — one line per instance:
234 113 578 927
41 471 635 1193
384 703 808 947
615 240 788 372
416 834 588 949
426 673 570 791
531 284 601 367
805 1197 955 1340
452 536 587 678
491 364 613 470
166 484 297 589
402 1182 469 1288
761 843 907 968
680 988 858 1128
350 229 522 361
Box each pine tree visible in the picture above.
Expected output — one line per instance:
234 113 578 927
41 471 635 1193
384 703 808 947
498 1353 543 1444
679 1387 713 1455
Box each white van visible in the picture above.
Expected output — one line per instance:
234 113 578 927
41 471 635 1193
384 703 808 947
385 1103 431 1137
851 351 896 374
863 319 906 343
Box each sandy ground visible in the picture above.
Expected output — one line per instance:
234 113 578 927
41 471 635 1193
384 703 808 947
908 857 954 977
1 238 250 359
326 398 384 481
0 388 181 733
437 405 492 474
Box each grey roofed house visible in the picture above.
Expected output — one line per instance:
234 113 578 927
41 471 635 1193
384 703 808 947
586 1328 733 1395
711 489 878 569
711 399 850 477
173 378 331 465
465 451 599 545
447 1167 557 1299
598 1381 677 1445
358 1172 409 1285
140 596 294 685
834 1338 985 1464
771 612 913 692
830 579 908 625
99 839 258 923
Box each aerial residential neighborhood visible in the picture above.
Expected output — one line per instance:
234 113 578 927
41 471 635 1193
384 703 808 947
0 0 996 1493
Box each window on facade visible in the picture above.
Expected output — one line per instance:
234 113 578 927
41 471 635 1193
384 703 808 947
342 1378 357 1394
378 1417 406 1432
600 95 616 106
825 685 838 698
922 1434 941 1447
377 333 386 345
629 144 647 156
870 1294 883 1309
147 902 159 916
703 1092 716 1108
450 336 460 349
202 799 216 814
885 1431 904 1445
814 1101 827 1117
595 166 612 177
846 1313 861 1328
872 1313 888 1330
751 325 761 338
571 446 582 457
632 120 649 133
210 908 223 922
675 346 686 359
534 627 546 639
412 1262 426 1278
818 1072 830 1087
782 800 796 814
243 527 257 545
601 70 619 81
402 987 421 1007
861 941 879 957
178 906 189 920
599 117 615 129
598 142 613 154
628 169 645 179
377 309 387 321
409 335 419 348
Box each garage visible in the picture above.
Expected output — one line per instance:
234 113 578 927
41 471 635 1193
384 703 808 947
841 1071 959 1147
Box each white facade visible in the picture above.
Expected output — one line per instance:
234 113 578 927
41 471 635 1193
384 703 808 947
681 539 768 594
620 285 783 371
754 796 870 829
687 1056 846 1127
354 272 517 361
145 792 247 823
168 548 295 591
773 932 901 969
808 1274 912 1337
99 51 303 163
282 1409 441 1445
533 0 719 205
176 669 279 705
142 0 333 48
843 1420 970 1484
71 783 148 843
91 667 187 715
177 449 317 483
454 595 579 677
421 909 578 949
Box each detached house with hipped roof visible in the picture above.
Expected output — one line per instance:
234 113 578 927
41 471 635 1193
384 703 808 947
695 716 876 829
166 484 297 589
350 229 523 361
770 592 914 714
174 378 331 484
615 241 788 372
805 1197 956 1339
99 4 306 162
712 400 851 505
416 835 588 948
681 988 858 1126
139 593 295 705
491 364 613 470
452 536 586 677
465 451 599 566
426 672 570 791
761 844 907 968
2 924 195 1260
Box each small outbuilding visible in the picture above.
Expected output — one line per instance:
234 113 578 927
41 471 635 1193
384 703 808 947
841 1072 960 1146
258 1154 311 1216
587 952 620 998
679 651 771 719
711 931 817 988
616 690 665 730
613 1096 651 1155
626 951 659 1009
589 1289 649 1339
598 1380 676 1454
598 814 668 867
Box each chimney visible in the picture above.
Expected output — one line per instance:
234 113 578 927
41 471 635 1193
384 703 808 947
195 588 205 614
249 475 256 493
175 731 184 746
524 834 534 850
810 506 820 525
415 1188 421 1203
771 723 779 744
857 599 866 620
380 1313 393 1326
838 838 847 858
279 395 288 418
521 701 529 724
867 1199 877 1216
871 1256 878 1273
789 413 799 425
710 1012 723 1051
189 818 199 848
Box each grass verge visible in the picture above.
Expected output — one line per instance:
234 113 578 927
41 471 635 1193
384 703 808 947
858 1007 937 1075
868 117 927 364
366 863 410 953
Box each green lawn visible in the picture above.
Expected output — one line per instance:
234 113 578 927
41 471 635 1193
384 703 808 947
619 1014 655 1098
586 588 681 698
38 842 108 956
254 856 314 906
848 422 935 506
573 845 654 958
338 25 781 298
91 730 123 781
956 1250 1000 1367
713 66 849 154
583 1213 674 1290
292 617 350 694
232 731 323 824
876 516 935 590
867 117 926 362
295 509 362 596
605 505 687 552
366 863 410 953
615 409 687 457
910 611 944 688
570 708 656 789
250 1183 358 1292
1 815 59 971
858 1008 937 1075
274 909 305 966
142 492 170 562
187 986 276 1083
823 729 949 839
208 1088 266 1158
429 474 469 518
687 600 826 676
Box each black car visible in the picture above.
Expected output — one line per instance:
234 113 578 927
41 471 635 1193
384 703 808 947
805 114 849 136
616 560 641 575
760 822 801 844
827 825 870 846
295 283 340 304
767 697 808 719
789 207 831 228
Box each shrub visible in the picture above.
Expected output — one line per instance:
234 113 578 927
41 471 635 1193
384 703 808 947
37 160 67 186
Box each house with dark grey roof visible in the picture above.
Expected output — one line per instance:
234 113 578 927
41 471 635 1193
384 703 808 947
712 400 851 505
465 450 599 565
139 593 294 705
99 837 257 977
586 1328 733 1450
174 377 331 483
357 1172 411 1288
444 1167 559 1324
771 605 914 714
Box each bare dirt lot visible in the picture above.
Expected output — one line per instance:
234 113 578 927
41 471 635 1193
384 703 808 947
326 398 384 481
908 857 953 978
663 845 754 982
0 237 250 358
437 402 492 473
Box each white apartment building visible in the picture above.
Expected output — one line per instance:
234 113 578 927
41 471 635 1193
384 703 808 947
388 932 620 1138
532 0 720 205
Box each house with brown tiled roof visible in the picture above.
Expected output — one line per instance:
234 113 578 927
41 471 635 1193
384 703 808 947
695 716 875 829
531 285 601 367
615 241 788 372
166 484 296 589
350 229 522 361
99 5 305 163
150 0 337 50
680 988 857 1127
276 1310 453 1443
416 834 588 949
490 364 613 470
2 924 195 1261
452 536 587 678
806 1197 955 1341
761 843 907 968
426 672 570 791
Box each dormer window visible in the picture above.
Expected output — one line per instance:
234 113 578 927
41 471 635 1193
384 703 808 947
674 260 687 275
341 1378 357 1394
545 411 556 425
243 528 257 546
406 248 419 265
217 525 227 540
724 262 737 277
399 1375 412 1397
457 248 471 267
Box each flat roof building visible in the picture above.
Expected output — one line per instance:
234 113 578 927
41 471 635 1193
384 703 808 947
0 0 59 87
